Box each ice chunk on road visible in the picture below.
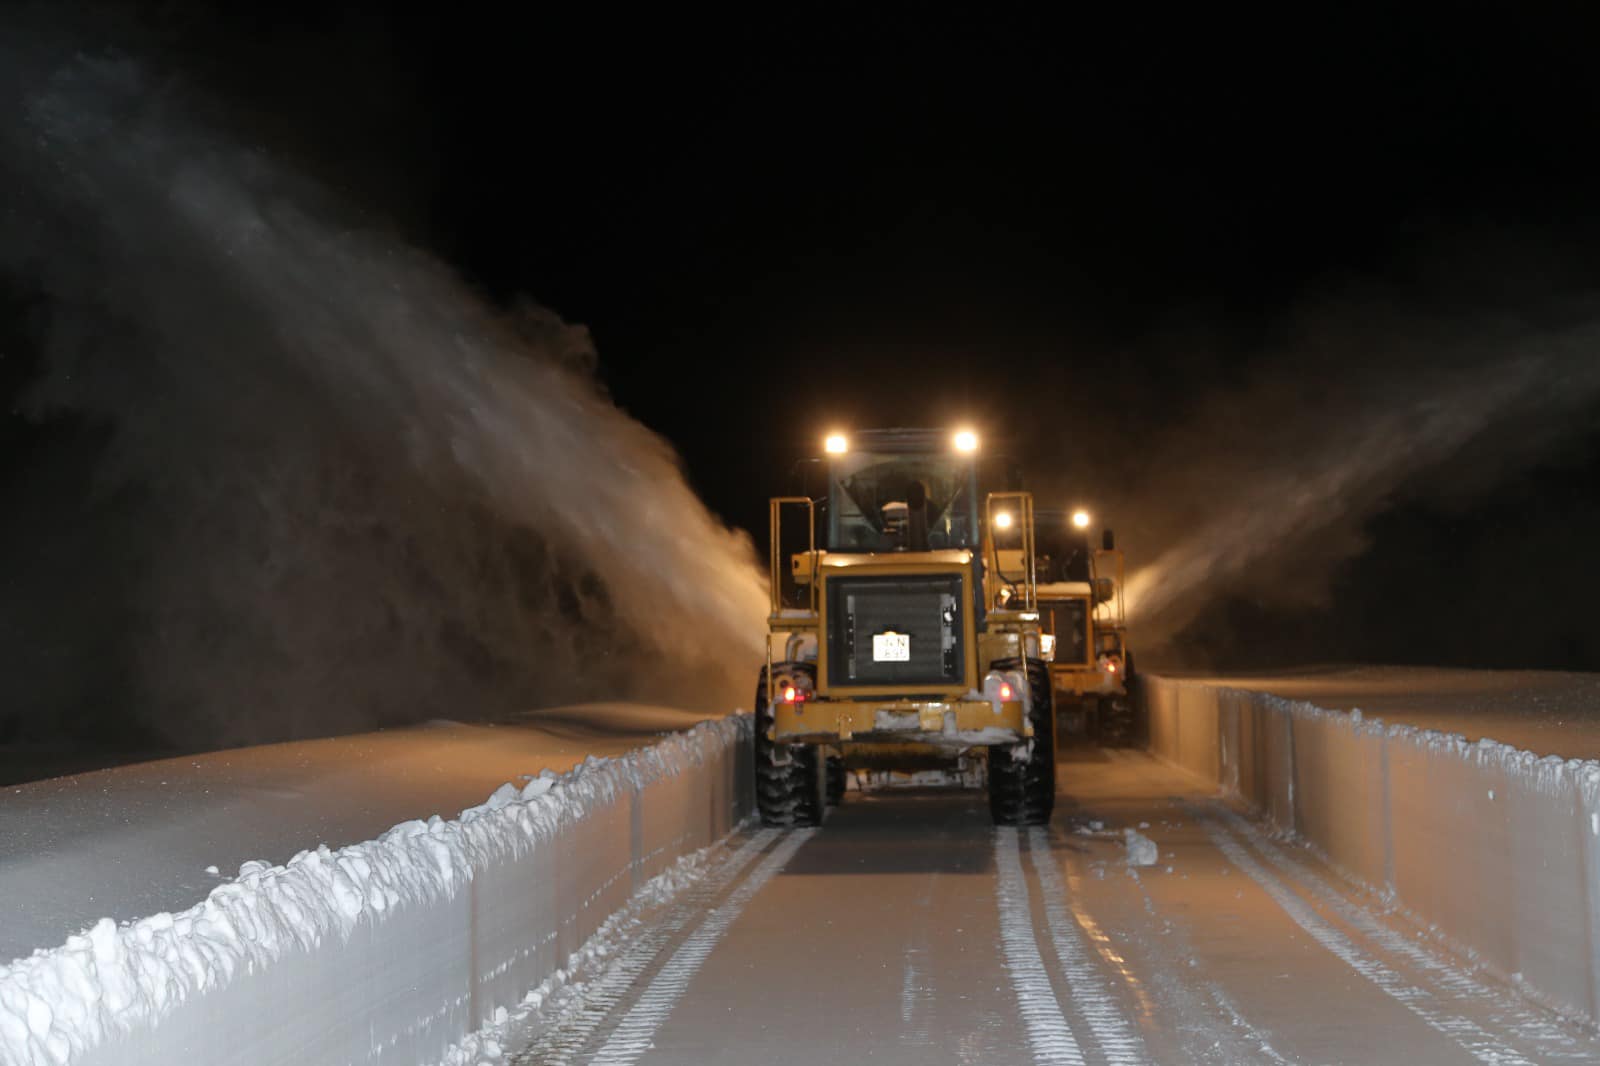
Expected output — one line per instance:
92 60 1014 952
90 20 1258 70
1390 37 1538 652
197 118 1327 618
1124 828 1159 867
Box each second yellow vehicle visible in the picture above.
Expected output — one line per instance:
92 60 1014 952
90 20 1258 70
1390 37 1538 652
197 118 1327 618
1034 512 1138 745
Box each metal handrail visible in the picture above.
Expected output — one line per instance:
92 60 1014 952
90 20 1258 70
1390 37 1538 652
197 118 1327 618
984 490 1036 612
767 496 818 708
768 496 818 617
1092 547 1127 629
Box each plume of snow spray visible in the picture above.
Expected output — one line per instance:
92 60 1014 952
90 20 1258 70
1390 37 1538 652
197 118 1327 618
0 45 768 745
1117 314 1600 650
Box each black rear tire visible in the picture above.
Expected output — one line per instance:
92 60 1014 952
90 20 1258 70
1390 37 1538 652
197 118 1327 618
987 658 1056 826
825 753 847 805
1100 651 1141 747
753 664 825 827
1098 695 1135 747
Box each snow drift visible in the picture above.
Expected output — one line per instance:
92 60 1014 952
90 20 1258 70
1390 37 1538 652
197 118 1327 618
0 715 752 1066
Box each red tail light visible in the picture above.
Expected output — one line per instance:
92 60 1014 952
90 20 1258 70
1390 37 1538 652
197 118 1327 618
783 686 797 702
999 682 1014 702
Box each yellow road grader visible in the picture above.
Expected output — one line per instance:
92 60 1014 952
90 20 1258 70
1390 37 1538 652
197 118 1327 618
756 427 1054 827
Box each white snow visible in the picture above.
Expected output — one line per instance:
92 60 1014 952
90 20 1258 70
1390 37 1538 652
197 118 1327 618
1199 811 1538 1066
992 828 1085 1064
0 712 747 1066
429 839 742 1066
866 708 1021 749
1186 665 1600 760
437 741 1596 1065
1123 828 1158 867
1024 826 1146 1065
954 727 1027 746
0 703 717 966
586 830 811 1066
1148 671 1600 1033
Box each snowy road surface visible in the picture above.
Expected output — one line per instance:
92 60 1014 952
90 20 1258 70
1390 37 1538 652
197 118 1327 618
1178 665 1600 759
0 703 714 964
474 749 1597 1066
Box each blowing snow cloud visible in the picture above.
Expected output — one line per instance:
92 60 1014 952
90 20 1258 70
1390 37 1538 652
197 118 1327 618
1107 293 1600 654
0 43 769 747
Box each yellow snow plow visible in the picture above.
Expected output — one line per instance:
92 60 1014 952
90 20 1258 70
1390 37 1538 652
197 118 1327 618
756 427 1055 827
1035 514 1137 745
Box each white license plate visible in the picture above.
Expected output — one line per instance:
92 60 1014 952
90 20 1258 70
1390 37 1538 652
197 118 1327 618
872 632 910 662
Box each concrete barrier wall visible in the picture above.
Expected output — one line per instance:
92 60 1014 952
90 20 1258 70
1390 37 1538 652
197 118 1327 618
3 716 752 1066
1143 677 1600 1028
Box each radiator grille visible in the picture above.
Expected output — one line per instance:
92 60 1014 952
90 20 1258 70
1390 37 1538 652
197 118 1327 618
1043 600 1090 666
825 574 965 688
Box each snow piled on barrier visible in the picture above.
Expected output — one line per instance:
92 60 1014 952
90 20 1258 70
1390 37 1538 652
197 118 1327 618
1145 675 1600 1029
1259 691 1600 800
0 715 749 1066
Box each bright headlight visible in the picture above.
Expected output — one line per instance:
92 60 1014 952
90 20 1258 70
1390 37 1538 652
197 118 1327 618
994 511 1014 530
952 429 979 453
1071 509 1091 529
824 433 848 455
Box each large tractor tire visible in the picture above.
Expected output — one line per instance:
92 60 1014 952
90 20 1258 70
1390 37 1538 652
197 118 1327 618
1060 696 1092 741
1099 652 1142 748
753 663 826 827
987 658 1057 826
1098 696 1135 747
825 753 847 806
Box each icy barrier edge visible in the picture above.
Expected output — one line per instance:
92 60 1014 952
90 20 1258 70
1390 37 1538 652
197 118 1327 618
0 713 754 1066
1143 676 1600 1030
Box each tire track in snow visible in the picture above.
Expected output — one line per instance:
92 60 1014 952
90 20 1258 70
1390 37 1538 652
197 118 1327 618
1212 804 1594 1062
994 827 1086 1066
505 828 780 1066
1096 857 1293 1064
1195 978 1294 1066
1025 827 1146 1065
586 828 813 1066
898 867 937 1051
1195 808 1539 1066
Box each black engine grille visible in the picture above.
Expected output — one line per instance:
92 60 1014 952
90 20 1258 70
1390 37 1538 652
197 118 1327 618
826 574 965 688
1044 600 1090 666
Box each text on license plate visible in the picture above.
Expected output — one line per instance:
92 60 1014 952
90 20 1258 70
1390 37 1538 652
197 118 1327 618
872 632 910 662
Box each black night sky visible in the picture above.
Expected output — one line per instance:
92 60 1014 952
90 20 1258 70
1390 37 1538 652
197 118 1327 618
5 6 1600 754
